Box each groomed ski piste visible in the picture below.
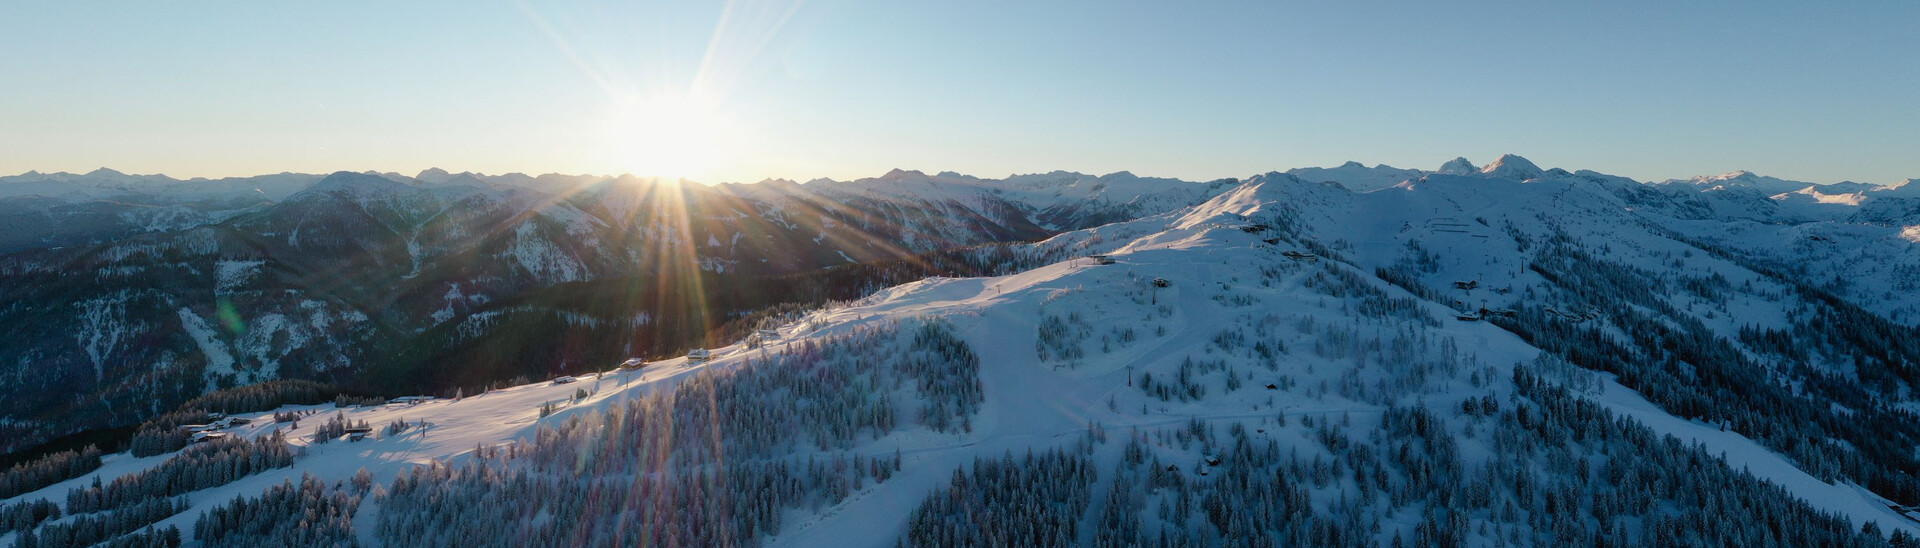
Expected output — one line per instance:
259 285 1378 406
6 166 1918 546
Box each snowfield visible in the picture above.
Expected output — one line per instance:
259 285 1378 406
7 157 1920 546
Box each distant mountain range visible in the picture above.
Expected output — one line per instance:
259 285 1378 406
7 155 1920 545
3 158 1918 456
0 167 1232 453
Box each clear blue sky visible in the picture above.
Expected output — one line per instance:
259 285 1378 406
3 1 1916 184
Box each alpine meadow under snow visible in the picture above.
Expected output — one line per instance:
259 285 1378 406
8 156 1920 546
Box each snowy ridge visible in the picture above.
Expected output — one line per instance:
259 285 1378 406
10 168 1920 546
0 170 320 202
1478 154 1546 181
1437 157 1479 175
1285 161 1426 193
1659 170 1821 196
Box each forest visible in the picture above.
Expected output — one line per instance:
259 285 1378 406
370 319 977 547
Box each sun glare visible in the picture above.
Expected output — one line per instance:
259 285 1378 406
601 92 733 180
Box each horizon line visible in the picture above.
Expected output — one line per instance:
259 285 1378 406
2 161 1915 189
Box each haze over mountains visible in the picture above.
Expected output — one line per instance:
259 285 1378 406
5 155 1920 546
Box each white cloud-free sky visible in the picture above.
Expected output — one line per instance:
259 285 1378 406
2 1 1916 184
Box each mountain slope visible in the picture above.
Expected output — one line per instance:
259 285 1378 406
0 170 1230 454
7 167 1920 546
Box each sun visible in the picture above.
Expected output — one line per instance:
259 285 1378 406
601 92 733 180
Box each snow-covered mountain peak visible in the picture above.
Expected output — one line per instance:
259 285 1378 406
992 169 1164 190
1165 171 1333 226
1438 156 1478 174
1668 169 1815 196
84 167 131 179
1285 161 1424 192
1479 154 1545 180
1775 184 1868 208
1824 181 1880 194
715 177 806 199
998 170 1091 186
300 171 416 198
880 168 930 181
415 167 455 184
838 169 995 201
1878 178 1920 198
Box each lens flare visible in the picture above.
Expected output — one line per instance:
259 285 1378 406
602 92 733 180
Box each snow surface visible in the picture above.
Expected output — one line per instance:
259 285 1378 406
1286 161 1425 192
10 158 1920 544
11 170 1918 545
1589 374 1918 533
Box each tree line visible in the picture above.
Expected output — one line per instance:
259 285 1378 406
0 445 101 499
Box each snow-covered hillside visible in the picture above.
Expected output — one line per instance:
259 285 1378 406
10 161 1920 546
0 166 1224 455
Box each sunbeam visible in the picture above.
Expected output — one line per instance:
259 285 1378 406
514 0 805 180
